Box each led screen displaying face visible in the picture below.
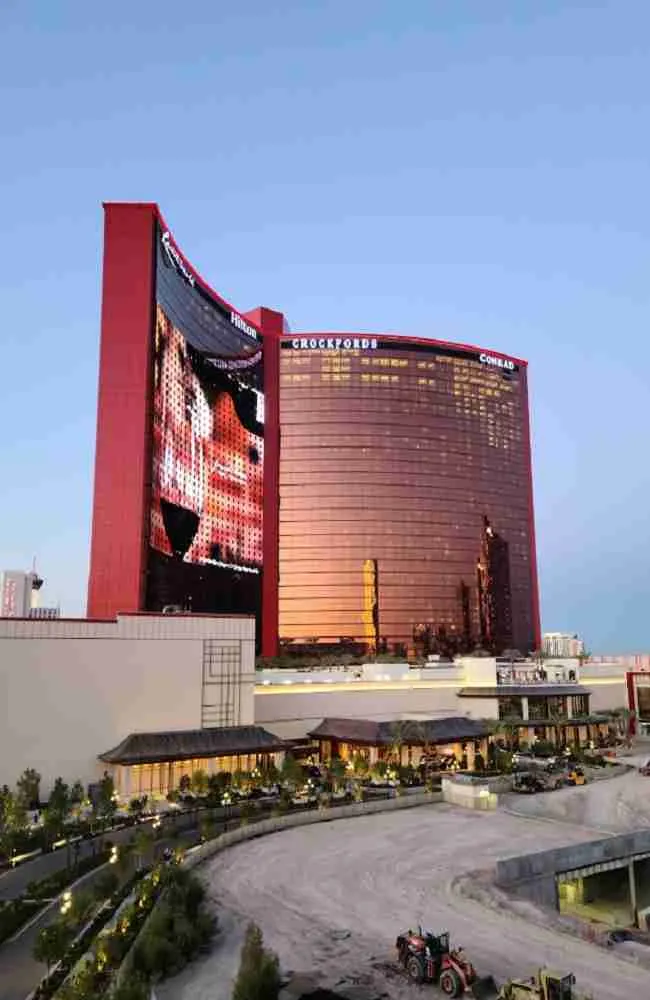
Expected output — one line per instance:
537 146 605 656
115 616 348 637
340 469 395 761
145 226 263 620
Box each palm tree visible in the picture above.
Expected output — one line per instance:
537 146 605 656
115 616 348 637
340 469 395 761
491 717 521 751
328 758 347 792
387 720 410 768
547 709 564 751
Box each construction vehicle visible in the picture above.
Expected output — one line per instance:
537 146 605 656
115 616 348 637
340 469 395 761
494 968 591 999
395 928 498 997
512 773 565 794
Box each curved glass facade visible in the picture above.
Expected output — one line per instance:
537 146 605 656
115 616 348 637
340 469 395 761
278 336 539 655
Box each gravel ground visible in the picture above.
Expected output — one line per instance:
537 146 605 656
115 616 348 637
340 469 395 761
157 757 650 1000
155 802 649 1000
501 754 650 833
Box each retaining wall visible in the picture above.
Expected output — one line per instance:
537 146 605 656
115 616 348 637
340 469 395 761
184 789 443 870
495 829 650 908
441 777 498 811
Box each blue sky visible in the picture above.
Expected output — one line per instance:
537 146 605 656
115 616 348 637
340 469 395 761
1 1 648 651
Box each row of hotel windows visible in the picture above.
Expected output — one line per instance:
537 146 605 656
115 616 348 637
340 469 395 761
282 352 516 371
282 370 516 391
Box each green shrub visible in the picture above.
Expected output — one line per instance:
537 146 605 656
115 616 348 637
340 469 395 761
233 922 280 1000
132 868 215 982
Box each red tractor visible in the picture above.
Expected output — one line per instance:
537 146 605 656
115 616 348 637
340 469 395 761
396 928 498 999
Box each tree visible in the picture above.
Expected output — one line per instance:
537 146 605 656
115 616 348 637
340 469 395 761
93 868 119 901
547 709 564 750
17 768 41 810
191 769 209 797
134 827 155 869
208 772 230 798
67 888 95 928
351 753 369 781
70 780 85 806
45 777 71 837
0 785 27 857
280 754 302 791
128 797 144 819
200 814 217 842
33 921 73 971
97 772 117 823
260 760 279 786
233 922 281 1000
387 719 410 767
327 757 347 791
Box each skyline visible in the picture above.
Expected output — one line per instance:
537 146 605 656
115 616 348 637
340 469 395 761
1 2 650 650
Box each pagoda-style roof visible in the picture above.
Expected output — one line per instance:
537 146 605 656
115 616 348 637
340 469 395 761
458 684 590 698
99 725 285 766
308 717 489 746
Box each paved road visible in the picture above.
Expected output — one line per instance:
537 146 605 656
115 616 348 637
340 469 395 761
0 828 200 1000
0 809 216 901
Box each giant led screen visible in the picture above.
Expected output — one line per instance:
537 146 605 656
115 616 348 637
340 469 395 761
145 225 264 624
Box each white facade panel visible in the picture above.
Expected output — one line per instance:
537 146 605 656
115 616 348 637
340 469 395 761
0 614 255 795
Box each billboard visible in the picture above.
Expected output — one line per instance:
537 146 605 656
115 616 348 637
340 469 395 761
145 224 264 620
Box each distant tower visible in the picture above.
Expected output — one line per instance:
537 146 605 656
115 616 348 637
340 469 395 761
0 565 59 619
29 559 44 612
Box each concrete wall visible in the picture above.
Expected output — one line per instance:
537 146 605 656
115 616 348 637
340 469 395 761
0 614 255 794
184 788 443 870
254 683 470 739
441 777 497 811
579 662 628 713
496 829 650 909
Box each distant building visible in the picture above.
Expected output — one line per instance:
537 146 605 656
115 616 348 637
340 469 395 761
542 632 585 658
28 606 60 620
0 569 44 618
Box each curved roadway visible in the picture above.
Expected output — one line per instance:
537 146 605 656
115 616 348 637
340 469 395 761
196 803 649 1000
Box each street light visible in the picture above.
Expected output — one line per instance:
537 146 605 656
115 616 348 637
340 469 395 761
60 890 72 916
109 846 119 865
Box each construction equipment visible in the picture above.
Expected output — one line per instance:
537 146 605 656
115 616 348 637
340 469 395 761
512 773 565 794
494 968 592 999
395 927 498 998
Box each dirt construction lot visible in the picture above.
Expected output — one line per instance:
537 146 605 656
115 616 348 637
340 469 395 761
161 793 650 1000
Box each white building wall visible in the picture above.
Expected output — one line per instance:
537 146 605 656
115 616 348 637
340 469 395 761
254 683 473 740
0 614 255 795
578 662 628 713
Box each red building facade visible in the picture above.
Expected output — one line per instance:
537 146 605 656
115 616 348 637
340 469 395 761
87 204 283 653
88 205 540 657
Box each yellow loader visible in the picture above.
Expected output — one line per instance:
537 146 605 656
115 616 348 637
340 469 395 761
496 968 593 1000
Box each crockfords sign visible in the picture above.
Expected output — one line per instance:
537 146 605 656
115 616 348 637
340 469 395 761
291 337 378 350
479 353 516 371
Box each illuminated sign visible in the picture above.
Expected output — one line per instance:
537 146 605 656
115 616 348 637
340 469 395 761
291 337 378 350
479 353 515 371
230 311 260 341
161 230 195 287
